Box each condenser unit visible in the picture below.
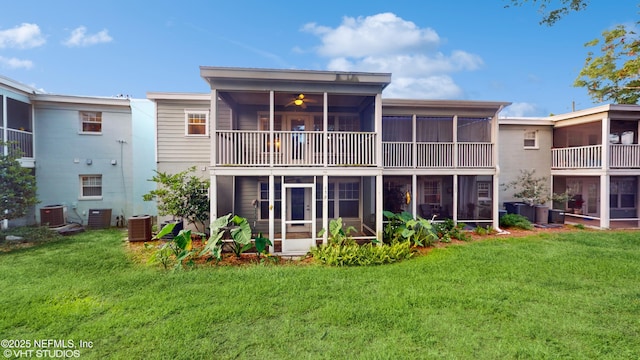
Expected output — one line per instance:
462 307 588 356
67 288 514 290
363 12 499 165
87 209 112 229
40 205 65 227
128 215 152 242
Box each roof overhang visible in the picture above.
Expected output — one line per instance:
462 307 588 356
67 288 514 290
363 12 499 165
382 99 511 117
199 66 392 94
147 92 210 101
32 94 131 107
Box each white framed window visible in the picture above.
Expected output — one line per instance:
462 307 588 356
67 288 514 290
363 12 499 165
524 130 538 149
185 110 209 136
80 175 102 200
80 111 102 134
477 181 491 201
423 180 441 206
338 182 360 218
258 182 281 220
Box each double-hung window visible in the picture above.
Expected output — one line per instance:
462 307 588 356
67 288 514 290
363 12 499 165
80 111 102 134
185 110 208 136
524 130 538 149
80 175 102 199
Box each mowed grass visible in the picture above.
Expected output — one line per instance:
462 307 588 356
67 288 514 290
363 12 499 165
1 229 639 359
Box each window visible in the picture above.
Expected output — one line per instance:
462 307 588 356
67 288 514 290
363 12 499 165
185 111 208 136
423 180 441 205
477 181 491 200
524 130 538 149
80 175 102 199
80 111 102 134
338 182 359 217
259 182 281 219
610 178 636 209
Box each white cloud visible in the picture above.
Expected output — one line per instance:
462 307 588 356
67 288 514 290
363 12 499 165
303 13 482 99
0 56 33 69
0 23 45 49
499 102 539 117
63 26 112 47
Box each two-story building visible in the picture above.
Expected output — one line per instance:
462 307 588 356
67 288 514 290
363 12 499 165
150 67 508 254
0 74 157 229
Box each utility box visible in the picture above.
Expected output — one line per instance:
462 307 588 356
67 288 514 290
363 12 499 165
40 205 65 227
128 215 152 242
503 202 536 223
548 209 565 224
87 209 112 229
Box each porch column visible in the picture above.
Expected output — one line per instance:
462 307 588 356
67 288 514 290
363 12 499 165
210 89 217 167
492 172 500 230
412 114 417 169
453 175 458 223
322 174 328 245
2 95 7 156
600 174 610 229
210 174 217 220
323 92 328 167
452 115 458 168
375 93 383 168
375 172 384 243
412 174 417 218
269 91 275 167
601 116 610 170
268 174 275 253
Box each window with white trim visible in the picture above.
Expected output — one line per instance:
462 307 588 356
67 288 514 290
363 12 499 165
185 111 208 136
259 182 281 219
524 130 538 149
423 180 441 206
610 178 636 209
80 111 102 134
80 175 102 199
338 182 359 217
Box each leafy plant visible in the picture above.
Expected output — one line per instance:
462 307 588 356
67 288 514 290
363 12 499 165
148 222 198 270
318 217 356 246
499 213 533 230
200 213 254 260
0 141 39 222
310 241 413 266
432 219 471 242
254 232 272 254
143 167 210 232
501 169 569 206
382 211 437 247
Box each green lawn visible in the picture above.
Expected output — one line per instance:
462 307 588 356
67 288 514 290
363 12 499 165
1 228 639 359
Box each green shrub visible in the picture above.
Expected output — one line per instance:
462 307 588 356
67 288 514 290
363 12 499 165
499 213 533 230
310 241 413 266
0 225 61 244
432 219 471 242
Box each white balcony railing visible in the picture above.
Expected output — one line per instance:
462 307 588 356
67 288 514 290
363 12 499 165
216 130 376 166
610 144 640 168
0 127 34 158
552 145 602 169
383 141 491 168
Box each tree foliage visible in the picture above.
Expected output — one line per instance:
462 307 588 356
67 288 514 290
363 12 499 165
574 25 640 104
505 0 589 26
143 166 210 232
0 142 38 221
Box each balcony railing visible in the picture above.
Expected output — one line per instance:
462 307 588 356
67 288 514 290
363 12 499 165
550 144 640 169
382 141 492 168
0 127 34 158
216 130 376 166
610 144 640 168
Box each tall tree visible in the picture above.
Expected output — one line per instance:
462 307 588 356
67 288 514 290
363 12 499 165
574 25 640 104
0 142 38 222
506 0 589 25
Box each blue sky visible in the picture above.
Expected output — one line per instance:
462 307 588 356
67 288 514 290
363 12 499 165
0 1 637 117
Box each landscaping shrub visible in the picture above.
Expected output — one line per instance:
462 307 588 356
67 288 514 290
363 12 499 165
310 241 413 266
499 213 533 230
432 218 471 242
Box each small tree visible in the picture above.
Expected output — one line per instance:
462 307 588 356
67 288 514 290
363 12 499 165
143 167 210 232
0 142 38 222
502 169 568 206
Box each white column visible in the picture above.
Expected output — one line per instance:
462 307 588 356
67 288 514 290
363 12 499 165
375 93 383 168
210 174 217 220
268 174 275 253
323 92 328 167
269 91 274 167
322 174 328 245
453 175 458 223
452 115 458 168
412 174 417 218
3 95 8 156
375 172 384 244
412 114 417 169
600 174 610 229
210 89 217 167
601 116 610 170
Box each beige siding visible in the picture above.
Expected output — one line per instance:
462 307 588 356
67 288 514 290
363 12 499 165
499 124 553 205
156 99 231 163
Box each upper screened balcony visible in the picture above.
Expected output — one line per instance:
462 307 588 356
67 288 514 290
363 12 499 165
551 108 640 170
381 99 509 169
1 96 34 167
202 67 391 168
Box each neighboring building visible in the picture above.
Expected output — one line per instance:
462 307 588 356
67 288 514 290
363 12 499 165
150 67 509 254
0 75 156 229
